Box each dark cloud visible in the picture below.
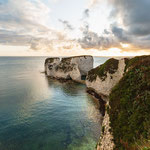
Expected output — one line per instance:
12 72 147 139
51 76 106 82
78 24 118 50
103 29 110 35
109 0 150 50
83 9 90 19
111 25 130 43
58 19 74 30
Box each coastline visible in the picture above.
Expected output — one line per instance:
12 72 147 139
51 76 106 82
45 55 150 150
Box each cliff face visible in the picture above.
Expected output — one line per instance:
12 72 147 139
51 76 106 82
45 57 60 76
45 55 93 82
86 58 126 98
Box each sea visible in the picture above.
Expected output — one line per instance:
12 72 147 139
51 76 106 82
0 56 109 150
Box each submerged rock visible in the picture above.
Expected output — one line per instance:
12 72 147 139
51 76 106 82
45 55 93 82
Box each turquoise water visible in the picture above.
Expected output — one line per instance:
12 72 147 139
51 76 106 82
0 57 108 150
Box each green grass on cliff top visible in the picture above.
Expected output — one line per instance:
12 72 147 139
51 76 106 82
87 58 119 82
109 55 150 150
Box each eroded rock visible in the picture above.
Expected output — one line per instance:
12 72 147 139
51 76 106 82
86 58 126 98
45 55 93 82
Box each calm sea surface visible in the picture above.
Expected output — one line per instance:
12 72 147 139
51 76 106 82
0 57 108 150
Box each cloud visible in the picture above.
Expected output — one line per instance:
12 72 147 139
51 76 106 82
58 19 74 30
88 0 101 8
78 23 118 50
111 25 130 43
109 0 150 50
83 0 150 52
0 0 71 51
1 0 150 54
83 9 90 18
0 29 33 46
0 0 50 31
0 0 81 53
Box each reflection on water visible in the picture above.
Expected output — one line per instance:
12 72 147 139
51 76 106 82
0 57 104 150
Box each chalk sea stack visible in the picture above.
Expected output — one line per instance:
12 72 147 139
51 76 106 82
45 55 93 82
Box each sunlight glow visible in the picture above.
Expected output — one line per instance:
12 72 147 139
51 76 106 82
120 43 130 48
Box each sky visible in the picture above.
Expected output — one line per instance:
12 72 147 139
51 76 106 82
0 0 150 56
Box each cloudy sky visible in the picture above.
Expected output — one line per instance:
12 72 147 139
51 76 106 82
0 0 150 56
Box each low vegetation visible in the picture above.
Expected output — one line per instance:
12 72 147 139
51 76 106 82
45 57 59 65
55 61 76 73
87 58 119 82
108 55 150 150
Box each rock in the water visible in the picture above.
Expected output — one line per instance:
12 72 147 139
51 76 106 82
45 57 60 76
45 55 93 82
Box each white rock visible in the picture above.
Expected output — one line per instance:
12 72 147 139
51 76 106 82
45 55 93 82
86 58 126 98
45 57 60 76
70 56 93 75
97 102 114 150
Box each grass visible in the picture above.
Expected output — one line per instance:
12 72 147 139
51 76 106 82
108 55 150 150
135 138 150 150
87 58 119 82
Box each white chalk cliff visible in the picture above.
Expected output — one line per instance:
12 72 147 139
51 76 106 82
86 58 126 98
45 55 93 82
85 58 128 150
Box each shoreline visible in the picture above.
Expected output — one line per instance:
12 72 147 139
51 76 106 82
86 88 106 117
46 74 108 149
45 55 150 149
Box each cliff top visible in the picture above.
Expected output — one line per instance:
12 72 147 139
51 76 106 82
62 55 93 59
45 57 60 65
87 58 119 82
45 55 93 65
